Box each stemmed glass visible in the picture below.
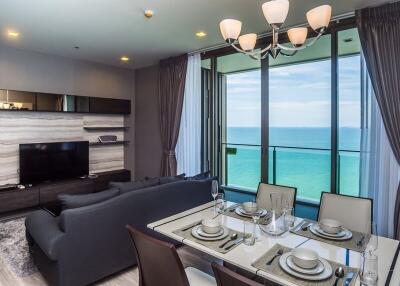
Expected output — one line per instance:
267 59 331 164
251 200 262 240
211 180 219 212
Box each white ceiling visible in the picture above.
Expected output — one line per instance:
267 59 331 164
0 0 390 70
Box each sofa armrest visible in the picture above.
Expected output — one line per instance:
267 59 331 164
25 210 65 261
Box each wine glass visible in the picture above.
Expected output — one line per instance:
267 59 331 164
270 192 283 215
251 201 262 240
211 180 219 211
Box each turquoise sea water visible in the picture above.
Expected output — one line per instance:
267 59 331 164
225 127 361 202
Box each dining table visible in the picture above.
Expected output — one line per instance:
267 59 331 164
147 201 400 286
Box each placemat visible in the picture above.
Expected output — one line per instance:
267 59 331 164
173 221 246 254
223 204 272 224
252 244 359 286
290 219 366 253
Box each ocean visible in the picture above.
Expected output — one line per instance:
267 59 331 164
225 127 361 202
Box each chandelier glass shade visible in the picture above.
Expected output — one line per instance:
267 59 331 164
219 1 332 59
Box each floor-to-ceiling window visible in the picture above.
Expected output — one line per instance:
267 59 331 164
268 34 331 203
203 21 362 204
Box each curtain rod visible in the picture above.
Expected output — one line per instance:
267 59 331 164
188 11 355 56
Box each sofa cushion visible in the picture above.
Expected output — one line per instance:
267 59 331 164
59 188 120 210
109 178 159 194
158 174 186 185
185 171 211 181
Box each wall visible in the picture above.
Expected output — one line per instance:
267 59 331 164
0 45 135 180
134 64 162 179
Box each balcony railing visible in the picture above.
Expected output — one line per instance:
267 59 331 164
222 143 360 203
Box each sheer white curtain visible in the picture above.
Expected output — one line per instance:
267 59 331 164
176 53 202 176
360 57 400 238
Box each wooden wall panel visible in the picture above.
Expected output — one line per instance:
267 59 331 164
0 111 125 185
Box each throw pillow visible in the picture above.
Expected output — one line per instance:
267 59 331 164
59 188 120 210
158 173 186 185
185 171 212 181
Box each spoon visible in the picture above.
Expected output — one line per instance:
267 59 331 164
301 223 312 231
333 267 344 286
219 233 238 248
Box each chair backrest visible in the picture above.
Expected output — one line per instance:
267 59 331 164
126 225 190 286
318 192 373 233
256 183 297 213
212 263 266 286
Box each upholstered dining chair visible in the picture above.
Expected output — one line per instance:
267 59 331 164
256 183 297 213
212 263 276 286
126 225 216 286
318 192 373 233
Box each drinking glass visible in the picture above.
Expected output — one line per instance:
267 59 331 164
251 206 263 240
211 180 219 211
270 193 283 215
243 221 255 246
360 252 378 285
363 221 378 255
281 193 291 212
284 207 295 230
216 193 226 213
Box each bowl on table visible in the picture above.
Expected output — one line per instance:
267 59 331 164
319 219 343 234
201 218 221 234
291 248 320 269
242 202 259 213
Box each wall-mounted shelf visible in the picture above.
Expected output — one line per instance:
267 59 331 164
89 141 129 147
83 126 129 131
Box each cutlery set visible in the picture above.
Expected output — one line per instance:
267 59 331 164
218 232 243 250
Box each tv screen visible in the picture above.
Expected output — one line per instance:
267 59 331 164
19 141 89 184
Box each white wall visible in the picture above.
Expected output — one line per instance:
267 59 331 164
0 45 135 178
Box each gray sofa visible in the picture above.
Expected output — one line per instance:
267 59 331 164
25 179 213 286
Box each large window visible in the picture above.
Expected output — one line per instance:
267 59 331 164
269 34 331 202
203 23 362 203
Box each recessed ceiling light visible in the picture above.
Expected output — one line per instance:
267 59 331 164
196 31 207 38
144 9 154 18
120 56 130 62
8 31 19 38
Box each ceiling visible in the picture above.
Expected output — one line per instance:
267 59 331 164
0 0 390 70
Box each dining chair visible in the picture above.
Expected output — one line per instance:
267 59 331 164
126 225 216 286
318 192 373 233
212 263 275 286
256 183 297 213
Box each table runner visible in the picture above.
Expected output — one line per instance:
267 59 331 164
252 244 359 286
173 220 246 254
290 219 366 253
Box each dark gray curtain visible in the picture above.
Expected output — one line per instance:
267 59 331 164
357 2 400 239
158 55 188 176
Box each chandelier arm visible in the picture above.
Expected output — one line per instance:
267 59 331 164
280 50 298 57
230 42 272 58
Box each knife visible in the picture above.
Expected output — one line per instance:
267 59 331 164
224 237 244 251
343 272 354 286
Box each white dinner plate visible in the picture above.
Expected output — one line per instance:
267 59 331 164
235 207 268 218
310 224 353 241
315 224 346 238
285 255 325 275
191 225 229 241
279 252 333 281
196 226 224 238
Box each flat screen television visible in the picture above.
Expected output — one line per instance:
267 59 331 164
19 141 89 184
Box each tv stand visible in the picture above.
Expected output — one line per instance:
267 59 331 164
0 169 130 214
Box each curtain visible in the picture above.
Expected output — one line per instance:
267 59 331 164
360 57 400 238
158 55 188 176
357 2 400 239
176 54 202 176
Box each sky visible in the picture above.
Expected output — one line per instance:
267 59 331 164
226 55 361 128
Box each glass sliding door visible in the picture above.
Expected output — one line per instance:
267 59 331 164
218 53 261 191
337 28 362 196
268 34 332 203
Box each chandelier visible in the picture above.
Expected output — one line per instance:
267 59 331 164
219 0 332 59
